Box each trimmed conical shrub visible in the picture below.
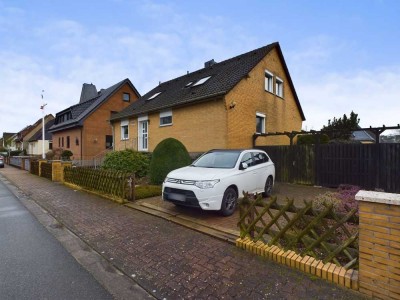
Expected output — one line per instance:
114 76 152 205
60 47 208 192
149 138 191 185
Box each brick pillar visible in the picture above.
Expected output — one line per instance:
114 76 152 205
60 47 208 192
52 161 62 182
355 190 400 300
38 159 46 177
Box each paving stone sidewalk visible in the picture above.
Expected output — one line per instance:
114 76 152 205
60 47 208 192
0 166 366 300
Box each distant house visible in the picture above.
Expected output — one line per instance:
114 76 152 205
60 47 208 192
351 127 375 144
111 42 305 153
49 79 140 161
15 115 55 152
27 119 55 155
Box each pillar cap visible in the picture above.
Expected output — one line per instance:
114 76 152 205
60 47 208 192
355 190 400 206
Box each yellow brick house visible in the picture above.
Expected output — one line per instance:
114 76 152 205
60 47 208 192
111 42 305 153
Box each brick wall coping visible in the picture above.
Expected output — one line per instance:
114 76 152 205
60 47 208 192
355 190 400 206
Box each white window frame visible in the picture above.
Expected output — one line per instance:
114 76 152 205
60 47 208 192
120 119 129 140
138 115 149 152
256 112 266 134
265 70 274 93
159 110 173 126
276 76 284 98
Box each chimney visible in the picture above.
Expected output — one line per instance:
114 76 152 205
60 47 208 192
79 83 97 103
204 59 216 68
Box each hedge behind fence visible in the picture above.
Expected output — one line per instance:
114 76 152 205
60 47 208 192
64 167 130 199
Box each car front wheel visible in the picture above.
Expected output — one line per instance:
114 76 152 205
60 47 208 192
220 187 237 217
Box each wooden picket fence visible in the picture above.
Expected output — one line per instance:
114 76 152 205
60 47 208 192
64 167 134 199
238 194 359 269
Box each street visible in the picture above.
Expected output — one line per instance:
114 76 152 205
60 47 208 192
0 178 112 300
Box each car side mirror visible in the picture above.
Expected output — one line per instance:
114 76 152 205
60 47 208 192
240 162 248 170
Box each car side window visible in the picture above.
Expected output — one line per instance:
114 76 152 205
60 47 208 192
253 152 268 165
241 153 254 167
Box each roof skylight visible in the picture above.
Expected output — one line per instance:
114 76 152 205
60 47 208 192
147 92 162 100
192 76 212 87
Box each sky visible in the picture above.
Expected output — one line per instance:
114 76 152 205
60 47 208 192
1 0 400 135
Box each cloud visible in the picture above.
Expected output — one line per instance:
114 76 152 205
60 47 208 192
297 66 400 130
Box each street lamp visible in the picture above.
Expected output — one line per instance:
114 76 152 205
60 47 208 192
40 90 47 159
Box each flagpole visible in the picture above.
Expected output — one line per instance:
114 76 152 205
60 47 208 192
41 90 47 159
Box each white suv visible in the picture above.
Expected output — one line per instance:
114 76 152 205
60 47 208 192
162 149 275 216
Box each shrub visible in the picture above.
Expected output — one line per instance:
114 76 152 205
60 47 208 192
102 149 149 178
149 138 191 185
46 150 55 160
313 184 360 217
135 185 162 199
10 150 22 156
297 134 329 145
61 150 73 160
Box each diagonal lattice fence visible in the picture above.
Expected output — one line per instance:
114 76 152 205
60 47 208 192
64 167 132 199
238 194 359 269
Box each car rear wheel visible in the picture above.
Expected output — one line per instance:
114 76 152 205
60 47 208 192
263 176 273 197
220 187 237 217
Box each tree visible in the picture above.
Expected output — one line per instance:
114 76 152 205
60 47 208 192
321 111 360 141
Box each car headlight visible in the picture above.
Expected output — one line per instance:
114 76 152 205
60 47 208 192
195 179 220 189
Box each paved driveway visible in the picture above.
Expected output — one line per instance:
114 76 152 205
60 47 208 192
0 166 363 299
135 182 335 234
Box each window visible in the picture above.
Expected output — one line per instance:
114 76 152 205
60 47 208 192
148 92 162 100
62 137 64 147
75 137 79 146
121 120 129 140
160 110 172 126
276 77 284 97
253 152 268 165
58 137 61 147
105 135 113 149
123 93 130 102
256 113 266 134
66 136 70 148
265 70 273 93
49 142 53 150
241 153 255 167
192 76 211 87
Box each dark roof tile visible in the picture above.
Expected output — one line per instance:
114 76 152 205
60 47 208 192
111 42 305 121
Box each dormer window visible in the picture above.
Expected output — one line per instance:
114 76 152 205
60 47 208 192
192 76 211 87
123 93 130 102
148 92 162 100
185 81 194 87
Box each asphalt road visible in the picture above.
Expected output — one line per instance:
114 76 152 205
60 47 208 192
0 179 112 300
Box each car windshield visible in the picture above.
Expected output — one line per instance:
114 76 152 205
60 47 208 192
192 151 241 169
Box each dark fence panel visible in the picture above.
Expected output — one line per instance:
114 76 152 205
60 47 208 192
258 143 400 193
379 143 400 193
316 144 376 189
257 145 315 185
41 162 53 180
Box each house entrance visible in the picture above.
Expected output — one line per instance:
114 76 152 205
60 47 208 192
138 120 148 151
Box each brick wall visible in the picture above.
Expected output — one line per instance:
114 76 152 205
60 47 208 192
52 82 138 160
114 99 227 152
112 48 303 153
225 47 303 148
356 190 400 299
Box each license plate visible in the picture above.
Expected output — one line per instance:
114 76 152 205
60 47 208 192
169 193 185 202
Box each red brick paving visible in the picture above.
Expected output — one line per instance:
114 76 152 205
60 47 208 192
0 166 364 299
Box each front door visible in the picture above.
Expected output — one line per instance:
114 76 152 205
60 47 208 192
138 120 148 151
